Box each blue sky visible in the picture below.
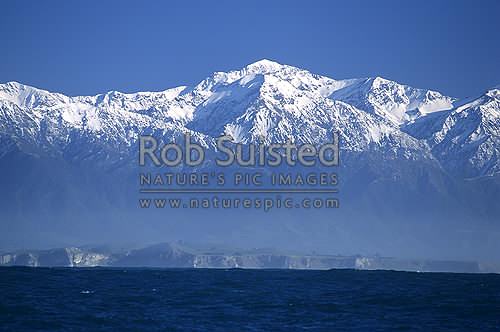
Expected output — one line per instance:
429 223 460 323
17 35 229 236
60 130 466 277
1 0 499 98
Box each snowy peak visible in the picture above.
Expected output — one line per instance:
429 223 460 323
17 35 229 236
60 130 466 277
404 86 500 177
193 59 284 89
329 76 455 125
448 87 499 122
434 88 499 177
487 87 500 98
196 60 348 100
244 59 284 74
0 81 69 109
184 64 410 150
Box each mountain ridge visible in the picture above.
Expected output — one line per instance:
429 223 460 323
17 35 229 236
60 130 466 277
0 59 497 178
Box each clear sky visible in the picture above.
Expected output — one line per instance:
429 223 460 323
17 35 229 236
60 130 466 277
1 0 499 98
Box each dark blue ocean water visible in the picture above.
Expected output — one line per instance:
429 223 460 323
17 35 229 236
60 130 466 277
1 267 499 331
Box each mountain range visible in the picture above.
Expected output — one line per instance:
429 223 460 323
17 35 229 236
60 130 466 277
0 60 498 263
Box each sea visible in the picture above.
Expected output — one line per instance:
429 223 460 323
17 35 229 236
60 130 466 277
1 267 499 331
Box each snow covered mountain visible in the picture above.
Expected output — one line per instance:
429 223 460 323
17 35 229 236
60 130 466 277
404 88 499 177
329 76 455 125
0 59 496 177
0 59 499 259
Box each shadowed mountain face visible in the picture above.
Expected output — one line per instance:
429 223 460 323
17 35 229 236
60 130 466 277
0 60 499 262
